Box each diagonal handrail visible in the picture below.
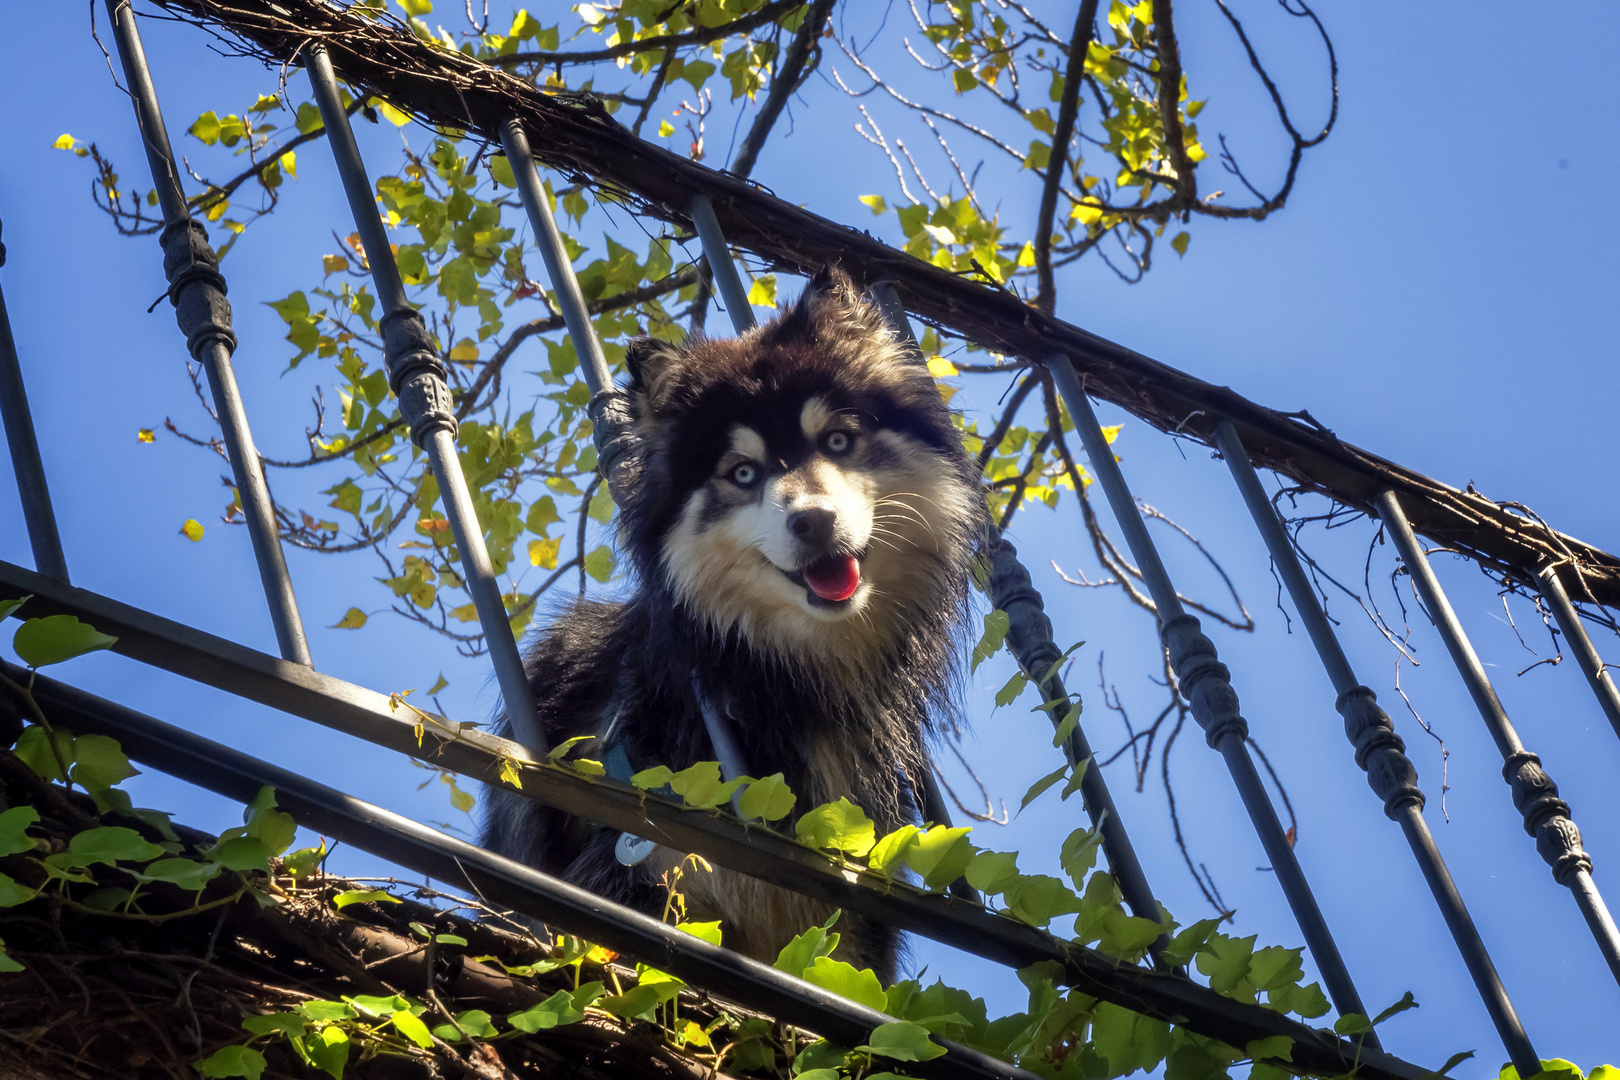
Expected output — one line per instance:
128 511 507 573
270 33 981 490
0 556 1428 1079
145 0 1620 608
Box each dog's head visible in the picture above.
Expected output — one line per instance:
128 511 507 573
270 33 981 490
618 267 981 664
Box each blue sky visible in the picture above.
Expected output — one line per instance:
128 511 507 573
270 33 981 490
2 2 1618 1072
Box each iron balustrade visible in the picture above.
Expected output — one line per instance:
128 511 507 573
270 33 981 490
1215 420 1537 1075
104 0 311 666
1376 490 1620 987
303 46 542 753
1046 355 1378 1046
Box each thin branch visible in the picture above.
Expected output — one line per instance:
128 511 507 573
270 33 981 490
1033 0 1097 315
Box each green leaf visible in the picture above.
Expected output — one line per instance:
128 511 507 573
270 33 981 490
433 1008 497 1040
1371 989 1418 1025
1245 1035 1293 1063
508 989 582 1032
1059 823 1104 885
801 955 886 1011
298 1000 357 1023
965 849 1019 894
903 825 974 890
346 993 413 1018
1001 874 1084 928
242 1012 308 1039
209 836 273 873
737 773 796 821
1432 1051 1477 1077
56 826 165 867
333 889 402 910
667 760 744 809
141 857 221 892
307 1025 350 1080
994 671 1029 707
583 545 616 582
391 1009 435 1048
1332 1012 1372 1036
70 734 135 792
0 871 38 908
858 1020 947 1062
13 614 118 667
0 939 23 973
1196 932 1256 994
13 725 72 781
677 920 723 946
1019 764 1069 813
630 765 674 791
1172 231 1190 257
0 807 40 857
970 610 1008 673
774 914 839 978
598 976 684 1019
198 1045 266 1080
867 825 920 876
1161 917 1219 967
0 595 29 621
795 798 876 856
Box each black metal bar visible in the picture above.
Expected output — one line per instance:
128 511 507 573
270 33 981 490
0 223 70 584
0 557 1426 1079
1215 420 1538 1075
498 119 615 398
1045 355 1377 1042
303 46 540 751
689 194 757 333
1376 489 1620 987
104 0 311 666
1535 561 1620 745
5 664 1031 1080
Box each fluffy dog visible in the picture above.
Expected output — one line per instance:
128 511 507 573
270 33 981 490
482 267 981 979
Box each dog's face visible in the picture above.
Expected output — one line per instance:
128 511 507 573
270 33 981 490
619 268 979 664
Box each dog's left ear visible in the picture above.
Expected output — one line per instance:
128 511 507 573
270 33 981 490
778 265 884 344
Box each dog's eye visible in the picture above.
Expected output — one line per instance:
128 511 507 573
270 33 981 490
730 462 760 487
823 431 853 455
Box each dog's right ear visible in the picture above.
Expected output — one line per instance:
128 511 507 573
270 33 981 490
624 337 684 406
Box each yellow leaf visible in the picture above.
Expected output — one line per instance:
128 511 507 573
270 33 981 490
332 607 367 629
448 603 479 623
427 673 449 695
180 519 205 542
448 340 479 363
372 99 412 127
528 536 562 569
657 119 675 137
858 194 887 215
322 254 349 275
397 0 431 14
136 429 155 444
746 275 776 308
279 150 297 178
926 356 959 378
51 133 77 150
1101 424 1124 444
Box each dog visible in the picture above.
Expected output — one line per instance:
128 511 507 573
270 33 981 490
482 267 982 980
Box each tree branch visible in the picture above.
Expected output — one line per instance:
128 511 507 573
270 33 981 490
489 0 805 68
1033 0 1098 315
730 0 836 179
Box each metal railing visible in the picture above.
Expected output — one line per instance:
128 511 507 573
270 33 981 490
3 5 1619 1074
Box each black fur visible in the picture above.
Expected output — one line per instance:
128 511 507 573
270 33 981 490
482 267 982 980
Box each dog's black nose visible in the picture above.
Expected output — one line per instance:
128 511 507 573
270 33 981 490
788 507 836 546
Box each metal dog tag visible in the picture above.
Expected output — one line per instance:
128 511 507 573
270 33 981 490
615 832 656 866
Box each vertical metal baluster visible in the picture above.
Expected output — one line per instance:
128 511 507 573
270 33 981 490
688 195 757 333
305 50 540 751
0 220 70 584
873 280 1169 919
104 0 311 665
1217 422 1537 1074
1535 562 1620 745
1047 355 1376 1040
1377 490 1620 986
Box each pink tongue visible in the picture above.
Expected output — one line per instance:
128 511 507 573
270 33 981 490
803 555 861 602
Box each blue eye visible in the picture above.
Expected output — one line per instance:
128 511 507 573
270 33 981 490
824 431 852 454
731 462 760 486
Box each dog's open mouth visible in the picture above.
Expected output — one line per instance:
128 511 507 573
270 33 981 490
784 554 862 606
